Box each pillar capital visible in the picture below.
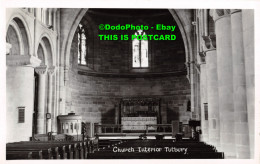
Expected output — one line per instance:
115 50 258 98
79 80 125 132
210 9 231 22
48 66 56 75
202 34 216 52
35 65 47 75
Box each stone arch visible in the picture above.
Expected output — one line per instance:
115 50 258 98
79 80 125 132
167 9 195 114
61 9 89 68
59 8 194 119
6 15 32 56
168 9 193 66
80 13 98 42
37 43 46 65
6 20 23 55
36 34 54 66
62 9 193 73
42 37 53 66
75 11 98 69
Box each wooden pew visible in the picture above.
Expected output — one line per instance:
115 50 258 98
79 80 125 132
6 140 88 159
7 151 33 160
88 139 224 159
7 147 53 159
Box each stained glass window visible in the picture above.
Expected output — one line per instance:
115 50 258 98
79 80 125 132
78 23 87 65
132 30 148 68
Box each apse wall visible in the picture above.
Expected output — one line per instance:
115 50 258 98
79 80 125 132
66 71 191 124
66 24 191 125
66 70 191 124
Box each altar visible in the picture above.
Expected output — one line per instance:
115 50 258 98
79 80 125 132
121 117 157 131
119 98 161 132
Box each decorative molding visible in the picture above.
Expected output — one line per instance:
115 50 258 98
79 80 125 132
6 55 41 67
202 34 216 52
35 65 47 75
78 69 187 78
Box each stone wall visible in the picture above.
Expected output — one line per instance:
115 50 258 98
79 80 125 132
6 67 35 142
66 70 191 124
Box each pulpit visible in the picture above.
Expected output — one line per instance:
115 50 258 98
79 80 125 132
58 113 82 136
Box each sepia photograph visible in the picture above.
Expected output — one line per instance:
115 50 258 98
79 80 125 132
2 0 260 163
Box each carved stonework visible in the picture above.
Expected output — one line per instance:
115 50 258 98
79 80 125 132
6 55 41 67
35 65 47 75
48 66 56 75
210 9 231 21
202 34 216 51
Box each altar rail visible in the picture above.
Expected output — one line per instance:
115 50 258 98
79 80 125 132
146 124 172 133
94 124 122 134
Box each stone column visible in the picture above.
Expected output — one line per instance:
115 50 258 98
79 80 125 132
58 66 68 115
198 54 208 143
53 9 57 31
202 35 220 150
6 55 41 142
48 9 52 26
230 9 250 158
242 9 254 159
35 65 47 134
46 66 55 133
212 9 236 158
52 73 58 134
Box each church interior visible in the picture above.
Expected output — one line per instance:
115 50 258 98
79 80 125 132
5 8 255 160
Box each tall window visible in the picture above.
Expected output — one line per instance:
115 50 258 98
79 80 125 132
132 30 148 68
78 23 87 65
